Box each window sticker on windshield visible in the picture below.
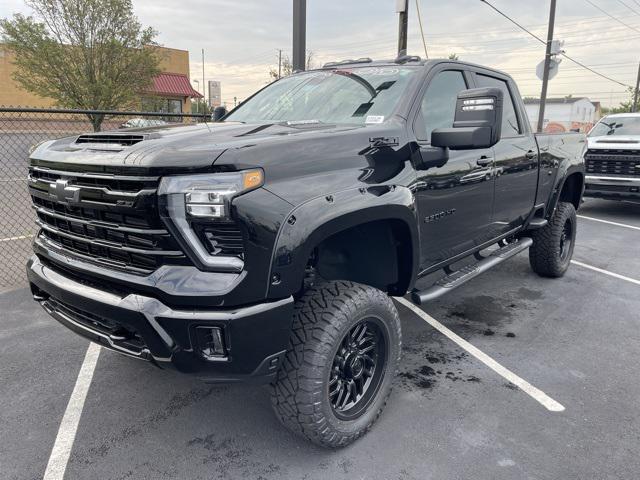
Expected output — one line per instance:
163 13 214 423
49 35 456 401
365 115 385 124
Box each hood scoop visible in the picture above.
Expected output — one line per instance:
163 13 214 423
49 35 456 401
75 133 146 147
596 139 639 144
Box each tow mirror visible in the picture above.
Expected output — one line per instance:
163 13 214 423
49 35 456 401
431 87 503 150
212 106 227 122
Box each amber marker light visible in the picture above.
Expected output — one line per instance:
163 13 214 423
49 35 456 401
243 169 264 190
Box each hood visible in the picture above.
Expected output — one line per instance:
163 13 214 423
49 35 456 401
30 121 365 174
587 135 640 150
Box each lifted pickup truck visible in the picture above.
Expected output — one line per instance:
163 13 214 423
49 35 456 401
584 113 640 201
27 57 586 447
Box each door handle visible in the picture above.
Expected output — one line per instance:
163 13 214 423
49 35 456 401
476 156 492 166
525 150 537 160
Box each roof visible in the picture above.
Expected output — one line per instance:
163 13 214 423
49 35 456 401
146 73 203 98
523 97 589 105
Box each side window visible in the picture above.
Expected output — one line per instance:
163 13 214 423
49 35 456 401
418 70 467 141
475 74 521 137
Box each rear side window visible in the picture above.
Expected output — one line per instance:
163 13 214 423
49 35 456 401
475 74 521 137
418 70 467 141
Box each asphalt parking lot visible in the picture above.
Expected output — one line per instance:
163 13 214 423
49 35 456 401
1 197 639 480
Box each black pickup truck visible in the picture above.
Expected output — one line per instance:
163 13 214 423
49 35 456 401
27 58 586 447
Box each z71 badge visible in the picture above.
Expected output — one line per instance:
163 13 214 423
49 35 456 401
424 208 456 223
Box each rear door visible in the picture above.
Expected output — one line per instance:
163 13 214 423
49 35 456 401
473 72 538 235
413 67 496 269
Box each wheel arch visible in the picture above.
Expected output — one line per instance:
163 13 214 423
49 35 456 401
549 169 585 215
267 186 420 299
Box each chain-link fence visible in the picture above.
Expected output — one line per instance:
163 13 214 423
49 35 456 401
0 107 209 290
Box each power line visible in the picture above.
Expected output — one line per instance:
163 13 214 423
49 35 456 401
478 0 546 43
560 53 632 88
414 0 429 59
584 0 640 33
479 0 633 88
615 0 640 16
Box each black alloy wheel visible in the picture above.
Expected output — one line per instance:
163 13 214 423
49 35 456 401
329 319 387 420
559 218 573 263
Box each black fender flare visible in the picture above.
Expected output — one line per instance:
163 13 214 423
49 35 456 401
266 185 420 298
548 164 585 215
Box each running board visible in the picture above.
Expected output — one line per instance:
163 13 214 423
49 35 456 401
527 218 548 229
411 237 533 305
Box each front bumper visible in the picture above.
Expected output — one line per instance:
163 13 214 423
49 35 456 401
584 175 640 200
27 256 294 383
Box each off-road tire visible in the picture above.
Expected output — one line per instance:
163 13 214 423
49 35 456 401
270 280 402 448
529 201 577 278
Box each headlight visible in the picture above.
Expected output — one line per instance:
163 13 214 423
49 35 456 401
158 169 264 272
159 169 263 220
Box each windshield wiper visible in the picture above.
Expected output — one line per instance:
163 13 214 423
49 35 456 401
236 120 328 136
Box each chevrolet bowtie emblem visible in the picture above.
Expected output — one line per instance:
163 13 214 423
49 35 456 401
49 179 81 204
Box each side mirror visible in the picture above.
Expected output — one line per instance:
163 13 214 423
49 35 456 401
431 87 503 150
212 106 227 122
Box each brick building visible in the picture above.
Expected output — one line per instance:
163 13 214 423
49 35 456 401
0 45 202 113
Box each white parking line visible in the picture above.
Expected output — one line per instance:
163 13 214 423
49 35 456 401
0 234 34 243
571 260 640 286
577 215 640 231
395 297 565 412
43 343 101 480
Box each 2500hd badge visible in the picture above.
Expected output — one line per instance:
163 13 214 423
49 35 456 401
424 208 456 223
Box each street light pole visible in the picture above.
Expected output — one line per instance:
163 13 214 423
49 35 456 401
632 61 640 113
397 0 409 57
193 80 200 114
536 0 557 133
292 0 306 72
202 49 206 109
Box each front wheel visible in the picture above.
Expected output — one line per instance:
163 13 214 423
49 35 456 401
529 201 577 278
270 280 402 448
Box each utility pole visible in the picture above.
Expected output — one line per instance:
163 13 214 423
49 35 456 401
202 49 206 110
278 49 282 79
536 0 557 133
396 0 409 57
632 61 640 113
292 0 306 72
193 79 200 114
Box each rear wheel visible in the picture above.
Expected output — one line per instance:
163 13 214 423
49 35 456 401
271 280 401 448
529 201 577 278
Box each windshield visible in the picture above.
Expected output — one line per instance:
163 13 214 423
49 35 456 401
589 116 640 137
224 66 419 125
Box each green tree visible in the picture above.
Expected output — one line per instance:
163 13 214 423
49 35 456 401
1 0 162 131
601 87 636 114
191 98 211 115
448 53 459 60
269 51 315 81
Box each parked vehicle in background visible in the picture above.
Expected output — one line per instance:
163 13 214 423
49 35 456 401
26 57 585 448
584 113 640 201
120 118 168 129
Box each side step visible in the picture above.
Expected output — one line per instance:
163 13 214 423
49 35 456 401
411 237 533 305
527 218 548 229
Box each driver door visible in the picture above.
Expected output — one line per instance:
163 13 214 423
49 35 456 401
413 69 496 269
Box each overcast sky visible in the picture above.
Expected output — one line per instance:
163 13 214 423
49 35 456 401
1 0 638 107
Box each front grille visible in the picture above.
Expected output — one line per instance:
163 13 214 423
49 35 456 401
44 297 147 354
75 134 145 146
28 167 187 274
585 149 640 177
